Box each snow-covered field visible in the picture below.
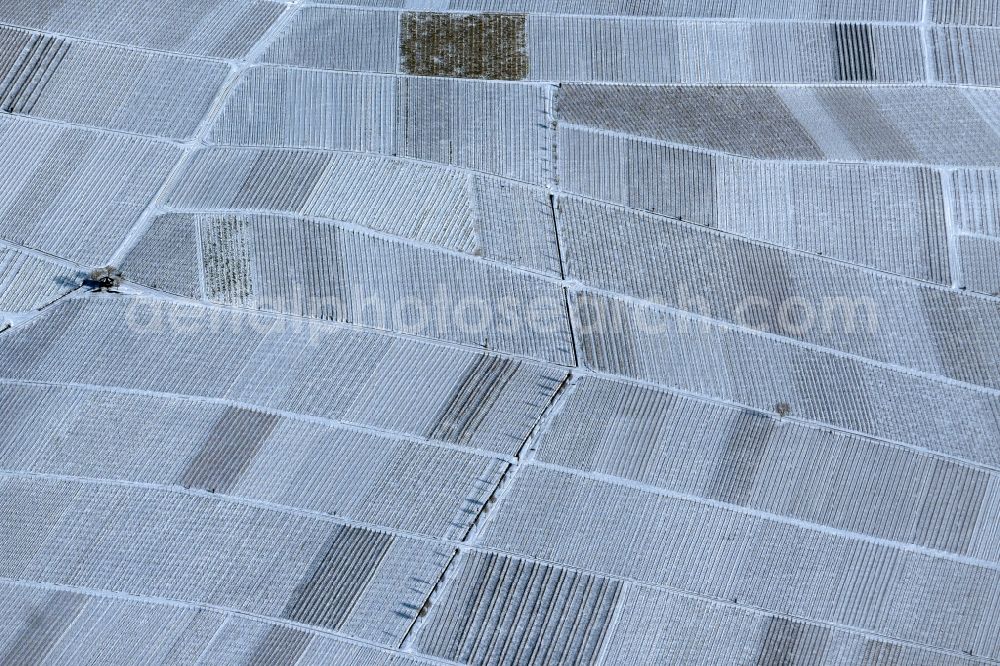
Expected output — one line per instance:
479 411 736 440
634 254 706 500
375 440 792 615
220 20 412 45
0 1 998 663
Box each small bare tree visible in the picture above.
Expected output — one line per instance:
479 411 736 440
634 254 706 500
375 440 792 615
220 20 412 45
87 266 124 293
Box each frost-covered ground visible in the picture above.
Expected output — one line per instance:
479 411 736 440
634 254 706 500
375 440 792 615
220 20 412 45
0 1 998 664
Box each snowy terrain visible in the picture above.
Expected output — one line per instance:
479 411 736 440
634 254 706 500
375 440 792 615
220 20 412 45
0 1 998 664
